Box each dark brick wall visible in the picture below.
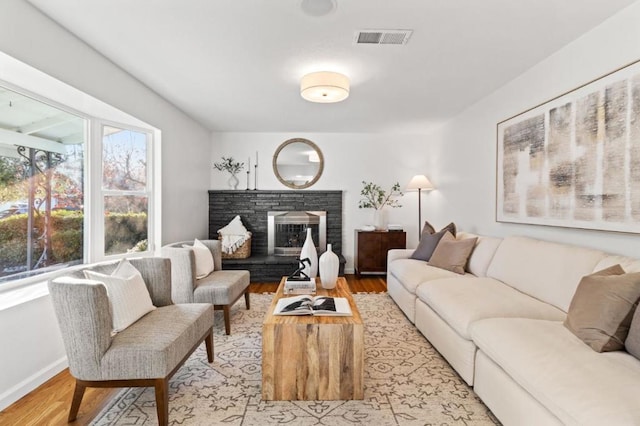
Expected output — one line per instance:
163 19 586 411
208 190 343 256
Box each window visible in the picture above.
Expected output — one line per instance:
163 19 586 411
0 84 157 285
101 125 151 256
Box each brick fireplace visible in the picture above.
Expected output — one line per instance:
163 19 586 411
208 190 344 281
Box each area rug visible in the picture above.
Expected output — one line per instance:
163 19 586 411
91 293 499 425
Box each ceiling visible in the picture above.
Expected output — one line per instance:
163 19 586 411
26 0 637 134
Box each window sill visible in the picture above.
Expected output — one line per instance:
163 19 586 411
0 281 50 311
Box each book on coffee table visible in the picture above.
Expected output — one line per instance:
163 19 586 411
273 295 352 316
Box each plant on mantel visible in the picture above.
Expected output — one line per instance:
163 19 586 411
213 157 245 175
358 181 403 210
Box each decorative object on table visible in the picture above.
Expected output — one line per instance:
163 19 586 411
319 243 339 289
358 181 403 230
284 258 316 294
497 58 640 234
213 156 245 190
299 227 318 278
217 215 252 259
406 175 435 240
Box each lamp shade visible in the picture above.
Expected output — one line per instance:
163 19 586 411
407 174 434 190
301 71 349 103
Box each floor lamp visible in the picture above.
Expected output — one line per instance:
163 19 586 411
406 175 434 240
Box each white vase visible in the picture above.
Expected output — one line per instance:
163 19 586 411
373 209 386 230
319 243 339 289
299 228 318 278
227 173 239 189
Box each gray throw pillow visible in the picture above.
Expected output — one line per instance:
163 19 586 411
625 304 640 359
429 235 478 275
564 264 640 352
421 220 456 237
410 228 448 261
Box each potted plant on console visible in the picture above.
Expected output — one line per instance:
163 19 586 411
358 181 403 230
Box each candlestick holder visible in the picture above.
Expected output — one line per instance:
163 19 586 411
246 170 250 190
253 165 258 190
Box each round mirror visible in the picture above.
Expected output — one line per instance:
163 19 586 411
272 138 324 189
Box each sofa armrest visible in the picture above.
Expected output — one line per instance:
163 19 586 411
160 246 197 304
388 248 414 264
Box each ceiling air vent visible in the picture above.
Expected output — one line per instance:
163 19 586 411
355 29 412 45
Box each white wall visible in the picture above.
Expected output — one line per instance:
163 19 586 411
0 0 211 409
423 1 640 257
211 132 432 270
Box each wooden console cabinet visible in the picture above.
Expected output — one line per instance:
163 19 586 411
354 230 406 276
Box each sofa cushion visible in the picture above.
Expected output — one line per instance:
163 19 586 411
470 318 640 425
594 255 640 273
429 235 477 275
410 228 449 261
456 232 502 277
486 236 605 312
421 220 456 237
626 305 640 359
194 269 250 305
564 265 640 352
186 238 215 279
100 303 214 380
389 259 469 295
416 277 565 339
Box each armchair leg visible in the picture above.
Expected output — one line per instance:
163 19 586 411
205 331 214 362
154 378 169 426
68 380 87 422
244 291 250 310
223 305 231 335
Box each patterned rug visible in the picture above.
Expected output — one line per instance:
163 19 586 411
91 293 499 425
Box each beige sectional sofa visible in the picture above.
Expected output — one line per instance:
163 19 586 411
387 233 640 425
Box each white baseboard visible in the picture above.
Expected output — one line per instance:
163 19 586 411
0 356 68 411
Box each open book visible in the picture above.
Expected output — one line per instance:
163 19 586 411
273 295 352 316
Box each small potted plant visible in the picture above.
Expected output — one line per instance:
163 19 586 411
358 181 403 230
214 157 245 189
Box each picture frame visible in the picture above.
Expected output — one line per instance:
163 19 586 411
496 58 640 233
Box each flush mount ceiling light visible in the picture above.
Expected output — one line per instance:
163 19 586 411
300 71 349 103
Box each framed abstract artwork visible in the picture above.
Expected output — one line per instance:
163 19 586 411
496 59 640 233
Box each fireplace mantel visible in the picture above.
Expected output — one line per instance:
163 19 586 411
208 190 343 281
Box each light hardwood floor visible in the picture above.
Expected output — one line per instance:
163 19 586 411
0 274 386 426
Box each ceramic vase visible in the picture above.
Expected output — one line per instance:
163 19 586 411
299 227 318 278
373 209 386 230
228 173 239 189
319 243 339 289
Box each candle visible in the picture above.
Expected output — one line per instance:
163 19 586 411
248 157 251 169
256 151 259 167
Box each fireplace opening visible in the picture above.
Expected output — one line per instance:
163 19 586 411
268 211 326 256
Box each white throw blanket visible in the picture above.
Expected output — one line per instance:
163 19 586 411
218 215 251 254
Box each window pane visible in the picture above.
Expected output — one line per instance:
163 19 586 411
0 86 85 283
102 126 147 191
104 195 148 255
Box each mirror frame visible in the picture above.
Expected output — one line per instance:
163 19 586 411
272 138 324 189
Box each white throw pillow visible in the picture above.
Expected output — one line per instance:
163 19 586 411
184 238 215 279
84 259 156 333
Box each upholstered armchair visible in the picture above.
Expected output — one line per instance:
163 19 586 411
48 257 214 426
161 239 250 334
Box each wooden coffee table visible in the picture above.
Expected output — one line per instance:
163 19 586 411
262 276 364 400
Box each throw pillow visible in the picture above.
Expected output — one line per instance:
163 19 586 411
421 220 456 237
411 228 449 262
184 238 215 279
84 259 156 333
429 234 478 275
625 302 640 359
564 264 640 352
